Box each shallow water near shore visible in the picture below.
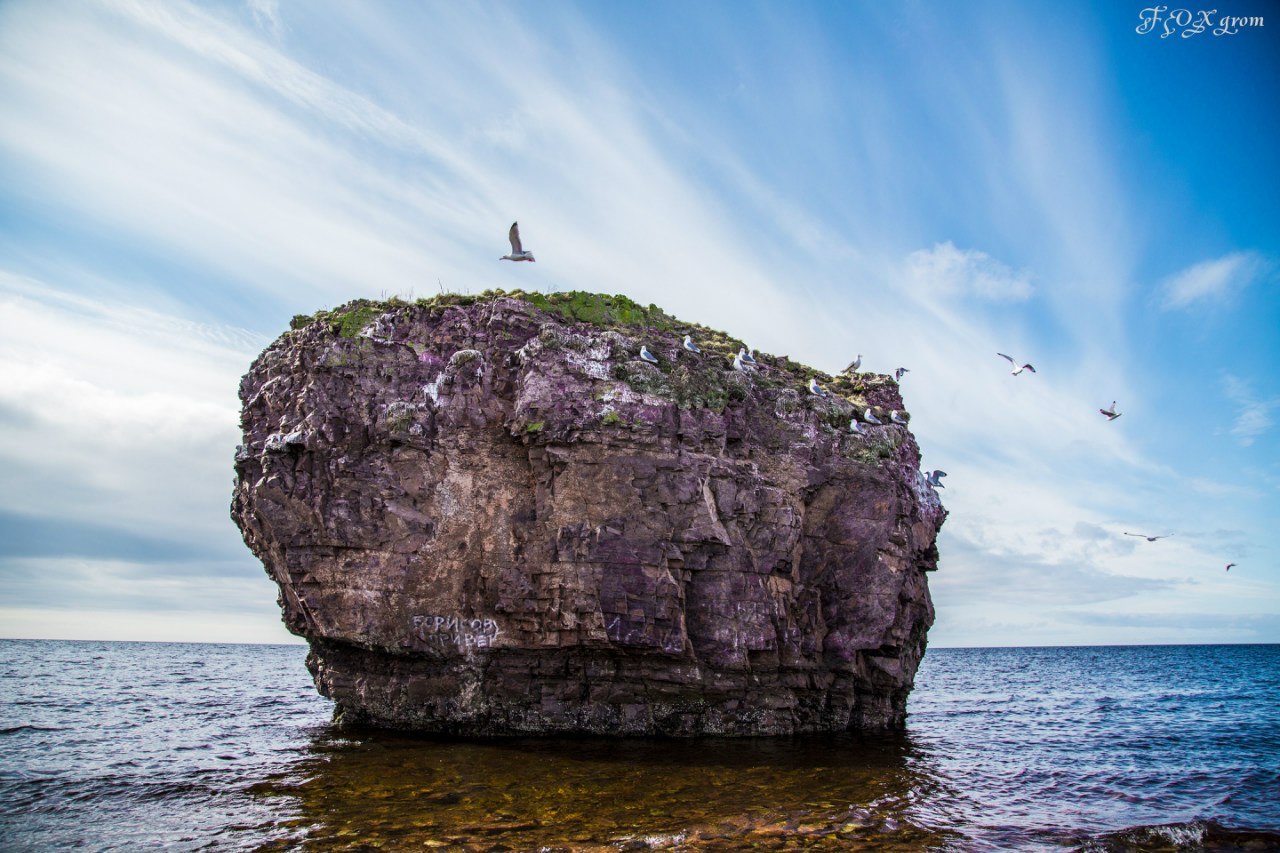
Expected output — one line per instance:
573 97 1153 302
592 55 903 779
2 640 1277 850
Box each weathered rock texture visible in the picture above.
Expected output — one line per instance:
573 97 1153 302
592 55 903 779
232 292 945 735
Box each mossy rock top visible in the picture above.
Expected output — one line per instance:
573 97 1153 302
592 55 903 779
290 289 896 399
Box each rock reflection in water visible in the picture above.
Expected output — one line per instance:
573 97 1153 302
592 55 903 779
249 730 960 851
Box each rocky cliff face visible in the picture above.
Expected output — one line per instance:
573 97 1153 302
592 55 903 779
232 292 945 735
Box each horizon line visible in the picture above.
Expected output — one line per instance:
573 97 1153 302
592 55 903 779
2 637 1275 650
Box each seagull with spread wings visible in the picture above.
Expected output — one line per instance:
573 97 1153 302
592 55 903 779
499 222 535 262
998 353 1035 376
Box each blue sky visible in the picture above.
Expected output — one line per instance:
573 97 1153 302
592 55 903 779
0 0 1276 647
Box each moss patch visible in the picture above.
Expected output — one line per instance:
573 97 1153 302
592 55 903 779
513 291 672 330
823 406 851 432
667 364 733 412
296 300 386 339
295 290 861 412
851 433 901 464
611 362 667 395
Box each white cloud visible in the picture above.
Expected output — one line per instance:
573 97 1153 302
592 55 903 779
0 271 262 540
903 242 1033 301
1160 251 1267 310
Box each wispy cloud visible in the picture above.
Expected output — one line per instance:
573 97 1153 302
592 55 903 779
1222 374 1279 447
984 26 1137 352
246 0 282 38
1160 251 1267 310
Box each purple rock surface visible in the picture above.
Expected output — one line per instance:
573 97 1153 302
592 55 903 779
232 294 945 734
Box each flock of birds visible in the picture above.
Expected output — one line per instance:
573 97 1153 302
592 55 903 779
500 222 1237 572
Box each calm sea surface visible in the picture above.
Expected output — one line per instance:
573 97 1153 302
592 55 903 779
1 641 1277 851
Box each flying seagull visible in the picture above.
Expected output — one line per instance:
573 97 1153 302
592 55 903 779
890 410 908 425
499 222 535 262
639 345 659 365
739 347 758 366
998 353 1036 376
925 470 947 488
849 419 867 435
808 378 827 397
1225 563 1236 571
864 408 882 425
683 335 702 354
1124 532 1173 542
844 354 862 374
1100 401 1121 421
894 367 910 382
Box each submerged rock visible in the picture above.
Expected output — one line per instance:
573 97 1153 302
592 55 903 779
232 291 945 735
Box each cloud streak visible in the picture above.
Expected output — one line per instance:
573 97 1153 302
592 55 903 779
1161 252 1267 310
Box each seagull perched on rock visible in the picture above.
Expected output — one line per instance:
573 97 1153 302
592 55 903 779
998 353 1035 376
808 378 827 397
499 222 535 262
1225 563 1236 571
1100 401 1121 421
890 410 908 425
844 354 862 374
864 408 882 425
682 335 701 354
732 352 747 371
1124 532 1172 542
849 419 867 435
639 345 659 365
925 470 947 488
739 347 758 366
894 367 910 382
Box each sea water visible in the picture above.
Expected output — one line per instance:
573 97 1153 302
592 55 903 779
1 640 1277 850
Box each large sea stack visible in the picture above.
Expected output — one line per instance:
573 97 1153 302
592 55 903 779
232 292 946 735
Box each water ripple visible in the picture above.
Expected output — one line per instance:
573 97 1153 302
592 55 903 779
1 640 1277 850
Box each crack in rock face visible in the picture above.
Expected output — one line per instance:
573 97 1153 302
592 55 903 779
232 294 946 735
